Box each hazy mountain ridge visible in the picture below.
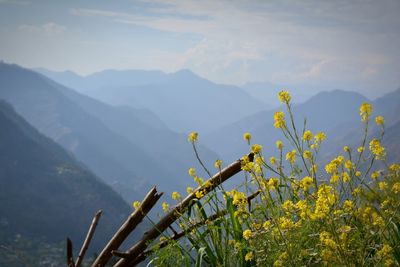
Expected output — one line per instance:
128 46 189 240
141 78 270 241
0 99 131 255
37 68 269 133
47 77 220 192
0 62 170 202
203 89 400 162
1 62 220 204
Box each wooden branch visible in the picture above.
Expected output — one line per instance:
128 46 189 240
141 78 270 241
67 238 75 267
113 153 254 267
75 210 103 267
132 190 261 266
91 187 163 267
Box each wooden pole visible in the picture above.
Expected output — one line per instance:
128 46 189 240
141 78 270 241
91 187 162 267
113 154 253 267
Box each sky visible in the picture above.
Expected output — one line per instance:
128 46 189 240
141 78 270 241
0 0 400 98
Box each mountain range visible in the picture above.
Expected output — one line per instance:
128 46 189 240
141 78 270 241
0 99 133 266
36 68 269 133
0 63 219 204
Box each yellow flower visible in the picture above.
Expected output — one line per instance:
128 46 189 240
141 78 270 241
300 176 313 191
314 132 326 142
378 182 388 190
359 102 373 121
330 173 340 184
303 130 313 141
355 171 361 177
251 144 263 154
243 132 252 144
245 251 254 261
392 182 400 194
162 202 169 212
389 163 400 172
263 220 272 230
371 171 380 180
376 244 393 259
303 150 312 159
188 167 196 177
269 156 277 165
285 149 297 164
133 201 141 210
282 200 294 213
274 111 286 129
344 160 354 170
343 146 350 152
279 217 294 230
214 159 222 169
278 90 291 103
187 131 198 142
342 172 350 183
171 191 181 200
369 138 385 159
232 191 246 206
195 190 205 199
242 229 252 240
276 140 284 150
375 115 384 125
267 178 279 190
343 200 354 212
186 186 193 194
357 146 364 153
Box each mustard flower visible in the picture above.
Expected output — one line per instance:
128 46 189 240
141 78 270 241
278 90 291 104
186 186 193 194
243 132 252 144
195 190 205 199
371 171 380 180
188 167 196 177
303 130 313 141
359 102 373 121
245 251 254 261
188 131 198 142
214 159 222 169
133 201 141 210
369 138 385 159
162 202 169 212
286 149 296 164
314 131 326 142
375 115 384 125
303 150 312 159
251 144 262 154
171 191 181 200
263 220 271 230
242 229 252 240
300 176 313 191
267 178 279 190
392 182 400 194
274 111 286 129
276 140 284 150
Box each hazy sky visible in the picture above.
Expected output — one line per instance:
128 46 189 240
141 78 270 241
1 0 399 97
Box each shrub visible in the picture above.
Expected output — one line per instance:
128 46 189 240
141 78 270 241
152 91 400 267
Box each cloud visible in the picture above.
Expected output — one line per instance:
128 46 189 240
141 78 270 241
18 22 66 35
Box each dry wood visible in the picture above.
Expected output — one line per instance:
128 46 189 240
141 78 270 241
131 190 261 266
113 153 254 267
75 210 103 267
67 237 75 267
91 187 163 267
